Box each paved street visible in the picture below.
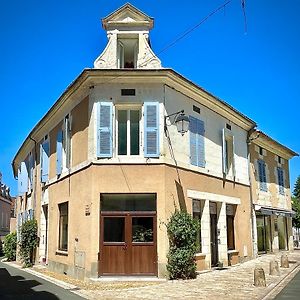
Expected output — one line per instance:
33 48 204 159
275 269 300 299
0 259 84 300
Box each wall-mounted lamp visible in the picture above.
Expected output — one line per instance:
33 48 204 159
164 110 190 136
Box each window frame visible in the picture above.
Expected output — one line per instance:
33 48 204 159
115 105 142 157
192 199 202 253
58 202 69 252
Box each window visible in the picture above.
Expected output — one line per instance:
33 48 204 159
278 156 282 164
277 167 285 195
189 116 205 167
117 37 138 68
222 129 235 176
193 105 201 114
259 147 264 156
192 200 202 253
226 204 235 250
121 89 135 96
258 159 267 191
58 202 68 251
117 109 140 155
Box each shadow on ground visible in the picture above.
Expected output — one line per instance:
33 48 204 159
0 267 59 299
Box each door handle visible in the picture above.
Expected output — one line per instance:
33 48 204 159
122 243 127 250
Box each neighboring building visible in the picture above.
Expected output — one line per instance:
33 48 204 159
0 175 13 241
11 3 297 279
9 197 17 233
249 131 298 256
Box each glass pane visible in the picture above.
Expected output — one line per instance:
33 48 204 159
118 110 127 155
101 194 156 211
104 217 125 242
193 212 201 252
256 215 266 252
130 110 139 155
59 203 68 251
278 216 287 250
265 216 272 251
132 217 153 242
226 216 235 250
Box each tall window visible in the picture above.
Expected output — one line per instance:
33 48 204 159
40 135 50 183
277 167 284 195
58 202 68 251
226 204 235 250
117 37 138 68
192 200 202 253
222 129 235 176
258 159 267 191
117 109 140 155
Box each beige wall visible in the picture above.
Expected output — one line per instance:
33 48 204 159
44 162 252 279
249 143 291 209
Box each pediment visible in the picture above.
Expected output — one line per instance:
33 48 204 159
102 3 153 30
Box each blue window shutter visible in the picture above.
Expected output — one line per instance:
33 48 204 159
29 153 34 190
197 119 205 168
232 135 236 179
18 161 28 195
258 160 267 191
277 167 284 195
41 141 50 183
56 130 63 175
97 102 113 158
222 128 227 174
29 209 34 220
189 116 197 166
144 102 159 158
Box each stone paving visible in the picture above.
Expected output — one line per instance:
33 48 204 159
77 250 300 300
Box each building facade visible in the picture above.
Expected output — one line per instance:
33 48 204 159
12 4 297 279
249 131 298 256
0 175 13 241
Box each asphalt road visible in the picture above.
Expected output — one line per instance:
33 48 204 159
275 268 300 300
0 259 84 300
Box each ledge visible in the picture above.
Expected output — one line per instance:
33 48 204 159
227 249 239 255
195 253 206 258
55 250 68 256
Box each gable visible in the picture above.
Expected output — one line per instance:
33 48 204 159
102 3 153 30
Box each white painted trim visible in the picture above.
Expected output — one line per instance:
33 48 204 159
187 189 241 205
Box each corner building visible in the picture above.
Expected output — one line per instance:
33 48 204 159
12 4 296 279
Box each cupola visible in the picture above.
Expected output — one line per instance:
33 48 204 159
94 3 162 69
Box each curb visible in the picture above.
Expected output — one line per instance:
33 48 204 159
261 262 300 300
2 261 88 299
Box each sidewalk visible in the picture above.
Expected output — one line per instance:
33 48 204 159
4 250 300 300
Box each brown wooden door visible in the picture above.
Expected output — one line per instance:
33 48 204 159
100 213 157 275
210 214 218 267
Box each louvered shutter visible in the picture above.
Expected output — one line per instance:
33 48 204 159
222 128 227 174
189 116 197 166
144 102 159 158
277 167 284 195
97 102 113 158
56 130 63 175
232 135 236 179
258 160 267 191
29 209 34 220
197 119 205 168
41 141 50 183
18 161 28 195
29 153 34 190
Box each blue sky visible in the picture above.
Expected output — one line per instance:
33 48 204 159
0 0 299 195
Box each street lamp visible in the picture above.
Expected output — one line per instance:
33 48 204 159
164 110 190 136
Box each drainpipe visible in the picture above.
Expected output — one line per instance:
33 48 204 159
29 136 38 219
247 126 259 258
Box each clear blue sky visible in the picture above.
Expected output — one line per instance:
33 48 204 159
0 0 299 195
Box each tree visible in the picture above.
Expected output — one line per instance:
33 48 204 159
292 176 300 228
294 176 300 200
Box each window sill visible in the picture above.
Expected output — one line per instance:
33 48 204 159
195 253 206 258
55 250 68 256
227 249 239 255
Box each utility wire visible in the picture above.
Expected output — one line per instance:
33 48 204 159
97 0 233 83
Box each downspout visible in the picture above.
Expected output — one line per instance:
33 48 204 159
247 126 259 258
29 136 38 218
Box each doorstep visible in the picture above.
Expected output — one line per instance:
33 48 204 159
92 276 166 282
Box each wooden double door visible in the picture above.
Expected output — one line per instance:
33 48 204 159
100 212 157 275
